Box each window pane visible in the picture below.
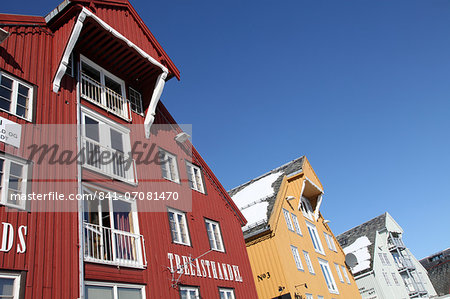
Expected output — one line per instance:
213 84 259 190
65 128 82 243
117 287 142 299
17 84 29 98
110 129 124 152
105 76 122 95
82 62 101 82
168 212 179 242
1 76 13 90
85 285 114 299
0 278 14 296
0 97 11 111
85 116 100 142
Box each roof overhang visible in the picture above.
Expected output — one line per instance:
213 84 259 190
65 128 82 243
52 7 169 93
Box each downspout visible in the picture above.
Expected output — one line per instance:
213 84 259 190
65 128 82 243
144 71 168 138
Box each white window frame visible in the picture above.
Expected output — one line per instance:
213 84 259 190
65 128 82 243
318 296 324 299
324 232 337 252
341 265 351 284
318 259 339 294
305 294 313 299
168 208 191 246
219 288 235 299
300 196 314 220
383 271 391 286
159 149 180 183
128 87 143 115
179 286 199 299
306 221 325 255
334 263 344 283
0 272 21 299
186 162 205 193
0 71 34 121
81 107 135 184
290 245 304 271
85 281 146 299
391 272 400 285
291 213 302 235
383 253 391 266
0 154 29 210
283 209 294 231
205 219 225 252
303 251 315 274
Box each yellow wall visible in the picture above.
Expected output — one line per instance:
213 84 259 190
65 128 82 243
246 157 361 299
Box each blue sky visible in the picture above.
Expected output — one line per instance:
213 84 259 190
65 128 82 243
3 0 449 259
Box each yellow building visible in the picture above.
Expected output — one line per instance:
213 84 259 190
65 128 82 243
228 157 361 299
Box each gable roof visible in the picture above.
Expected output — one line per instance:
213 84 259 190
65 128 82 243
336 212 388 275
228 156 305 237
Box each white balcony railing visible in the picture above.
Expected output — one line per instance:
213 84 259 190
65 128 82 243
395 256 415 270
84 222 146 268
388 236 405 250
81 73 131 121
82 137 137 184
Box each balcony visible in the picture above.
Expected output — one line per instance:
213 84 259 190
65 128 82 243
81 73 131 121
83 222 146 268
82 137 137 184
388 236 405 251
395 256 415 271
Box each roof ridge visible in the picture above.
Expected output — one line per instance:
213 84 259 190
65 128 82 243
228 156 304 193
337 212 387 238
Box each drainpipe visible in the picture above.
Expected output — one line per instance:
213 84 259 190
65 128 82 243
144 71 168 138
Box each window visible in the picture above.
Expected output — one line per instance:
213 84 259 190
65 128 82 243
0 155 28 209
291 213 302 235
186 162 204 193
383 253 391 266
85 282 145 299
283 209 294 231
305 294 313 299
304 251 315 274
391 273 400 285
306 221 325 255
318 296 324 299
205 219 224 252
83 186 144 267
300 196 314 220
168 208 191 246
334 263 344 283
324 232 337 252
129 87 143 115
159 149 179 183
318 259 339 294
0 273 21 299
382 272 391 286
80 56 129 120
81 108 134 183
219 288 235 299
0 71 33 121
290 245 304 271
179 286 199 299
341 265 351 284
65 52 74 77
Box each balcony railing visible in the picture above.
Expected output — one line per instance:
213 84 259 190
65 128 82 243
82 137 137 184
81 73 131 121
388 236 405 250
83 222 146 268
395 256 415 271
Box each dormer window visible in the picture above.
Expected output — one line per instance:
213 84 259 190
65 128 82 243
80 56 130 120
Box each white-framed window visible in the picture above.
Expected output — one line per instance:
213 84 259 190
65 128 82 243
128 87 143 115
81 107 135 183
303 251 315 274
283 209 294 231
290 245 304 271
168 208 191 246
334 263 344 283
159 149 180 183
83 185 144 268
383 253 391 266
80 56 129 120
0 155 29 210
205 219 224 252
0 272 21 299
0 71 33 121
85 281 145 299
341 265 351 284
305 294 313 299
219 288 235 299
306 221 325 255
318 259 339 294
324 232 337 252
291 213 302 235
179 286 199 299
391 272 400 285
318 296 324 299
382 272 391 286
300 196 314 220
186 162 204 193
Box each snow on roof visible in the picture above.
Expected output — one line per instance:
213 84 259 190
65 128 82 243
231 171 283 230
343 236 372 274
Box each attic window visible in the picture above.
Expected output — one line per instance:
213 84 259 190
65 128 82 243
300 196 314 221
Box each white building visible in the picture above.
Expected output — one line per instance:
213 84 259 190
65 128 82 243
337 212 437 299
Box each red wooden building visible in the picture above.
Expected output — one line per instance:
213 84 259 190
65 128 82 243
0 1 258 298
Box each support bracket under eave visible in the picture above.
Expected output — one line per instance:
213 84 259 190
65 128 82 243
144 71 168 138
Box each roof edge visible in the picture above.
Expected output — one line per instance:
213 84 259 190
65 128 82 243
0 14 46 25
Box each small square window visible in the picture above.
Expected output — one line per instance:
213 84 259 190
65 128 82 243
0 155 29 210
219 288 235 299
0 272 21 299
186 162 204 193
205 219 224 252
168 208 191 246
129 87 143 115
0 71 33 121
179 286 199 299
159 149 179 183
